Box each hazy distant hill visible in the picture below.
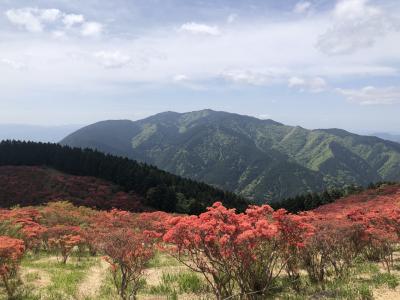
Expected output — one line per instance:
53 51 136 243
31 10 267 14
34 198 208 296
372 132 400 144
0 124 82 142
61 109 400 202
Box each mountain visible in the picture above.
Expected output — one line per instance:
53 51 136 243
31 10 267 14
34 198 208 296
0 140 247 214
61 109 400 202
0 124 82 143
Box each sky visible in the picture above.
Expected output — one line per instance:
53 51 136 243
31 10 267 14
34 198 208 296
0 0 399 133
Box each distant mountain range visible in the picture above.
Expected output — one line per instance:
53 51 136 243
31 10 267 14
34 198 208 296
0 124 82 142
61 109 400 202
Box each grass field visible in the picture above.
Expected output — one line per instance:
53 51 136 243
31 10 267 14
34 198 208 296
2 250 400 300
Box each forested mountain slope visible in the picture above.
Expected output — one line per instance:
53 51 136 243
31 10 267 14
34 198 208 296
61 109 400 201
0 141 247 213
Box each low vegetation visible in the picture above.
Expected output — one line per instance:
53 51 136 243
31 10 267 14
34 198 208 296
0 184 400 299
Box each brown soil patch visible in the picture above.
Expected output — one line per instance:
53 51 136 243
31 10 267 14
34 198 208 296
21 268 51 288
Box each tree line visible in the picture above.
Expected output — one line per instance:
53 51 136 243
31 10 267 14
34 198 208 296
0 140 248 214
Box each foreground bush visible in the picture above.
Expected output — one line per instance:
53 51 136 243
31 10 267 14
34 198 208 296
0 236 25 298
47 225 82 264
99 229 154 300
163 202 313 299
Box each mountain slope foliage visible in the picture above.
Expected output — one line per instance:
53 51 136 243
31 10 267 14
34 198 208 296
61 109 400 201
0 141 247 214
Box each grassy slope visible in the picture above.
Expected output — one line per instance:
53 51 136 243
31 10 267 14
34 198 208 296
7 251 210 300
2 249 399 299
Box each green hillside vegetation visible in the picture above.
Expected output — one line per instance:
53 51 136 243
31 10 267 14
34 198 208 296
61 109 400 202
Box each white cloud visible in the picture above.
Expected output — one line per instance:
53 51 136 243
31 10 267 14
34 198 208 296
337 86 400 105
0 58 26 70
5 7 102 38
5 8 62 32
39 8 61 22
63 14 85 28
94 51 131 68
294 1 312 14
179 22 220 35
220 69 284 86
317 0 398 55
333 0 379 20
5 8 45 32
288 76 327 93
81 22 103 37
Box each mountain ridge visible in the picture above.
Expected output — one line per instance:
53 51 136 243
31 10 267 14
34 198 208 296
61 109 400 202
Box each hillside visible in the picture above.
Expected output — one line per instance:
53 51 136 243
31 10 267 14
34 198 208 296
313 183 400 215
0 141 247 214
0 166 143 211
61 109 400 202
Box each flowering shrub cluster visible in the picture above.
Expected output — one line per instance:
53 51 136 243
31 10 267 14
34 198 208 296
0 184 399 299
163 186 400 299
0 166 143 210
163 203 313 298
0 236 25 298
0 202 162 299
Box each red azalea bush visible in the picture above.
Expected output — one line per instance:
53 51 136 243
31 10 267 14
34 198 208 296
347 205 400 272
91 209 156 300
298 213 363 284
98 228 154 300
134 211 172 237
47 225 82 264
300 187 400 283
0 236 25 298
6 208 47 251
163 202 314 299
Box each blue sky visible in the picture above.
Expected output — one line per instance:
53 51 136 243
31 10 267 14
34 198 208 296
0 0 399 133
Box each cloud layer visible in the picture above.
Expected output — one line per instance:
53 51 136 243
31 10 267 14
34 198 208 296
338 86 400 105
0 0 399 115
317 0 399 55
